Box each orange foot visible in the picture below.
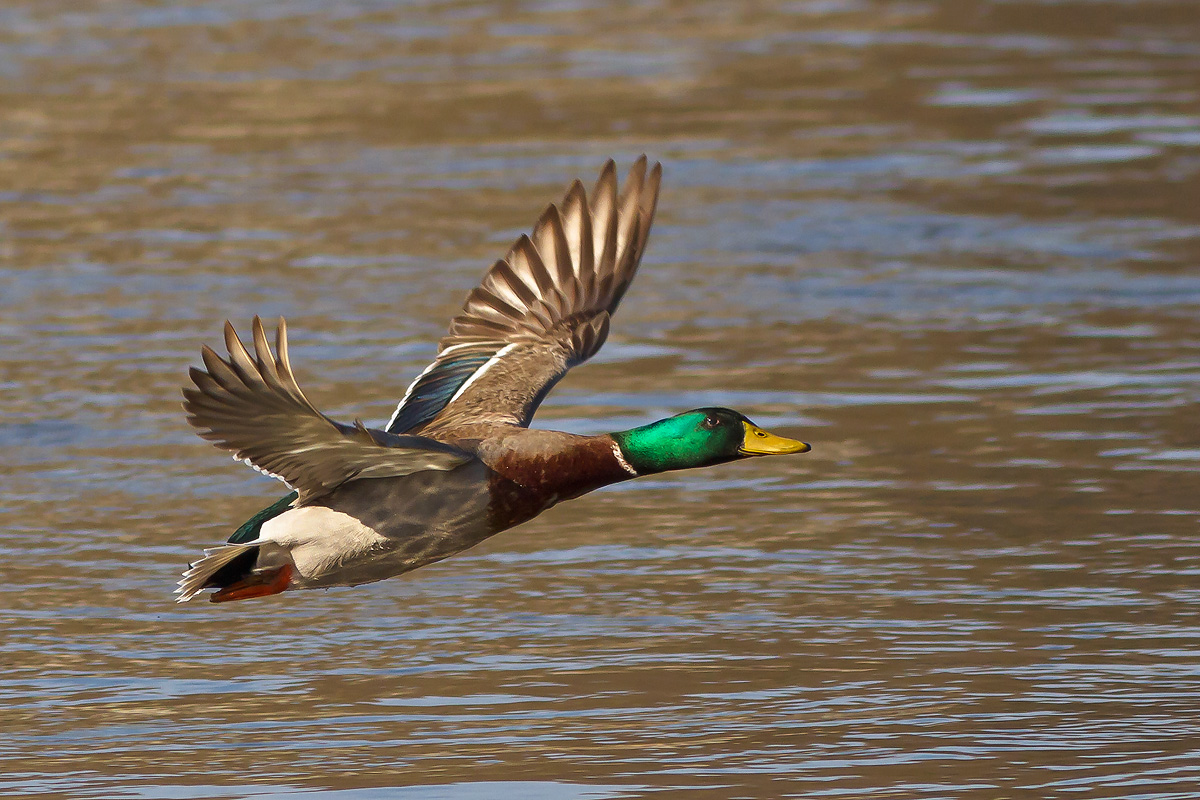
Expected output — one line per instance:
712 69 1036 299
211 563 294 603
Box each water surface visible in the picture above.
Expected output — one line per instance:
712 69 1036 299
2 1 1199 798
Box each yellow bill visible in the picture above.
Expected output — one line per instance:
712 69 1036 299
739 422 811 455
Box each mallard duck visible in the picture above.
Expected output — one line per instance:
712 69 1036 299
176 157 810 603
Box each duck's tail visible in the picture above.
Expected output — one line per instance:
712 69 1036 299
175 543 259 603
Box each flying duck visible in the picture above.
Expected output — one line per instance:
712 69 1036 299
177 157 810 603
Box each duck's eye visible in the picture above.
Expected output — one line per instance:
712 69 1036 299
700 415 718 430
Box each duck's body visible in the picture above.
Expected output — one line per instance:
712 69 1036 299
235 431 633 593
177 158 809 603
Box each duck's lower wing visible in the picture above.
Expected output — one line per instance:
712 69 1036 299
183 316 473 504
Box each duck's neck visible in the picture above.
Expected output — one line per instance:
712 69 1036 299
553 434 641 496
609 427 656 476
487 432 638 503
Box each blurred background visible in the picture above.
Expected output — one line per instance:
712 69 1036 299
1 1 1198 798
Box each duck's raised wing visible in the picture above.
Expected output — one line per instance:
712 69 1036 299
184 317 472 504
386 156 662 436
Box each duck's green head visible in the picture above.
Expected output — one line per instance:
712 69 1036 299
611 407 810 476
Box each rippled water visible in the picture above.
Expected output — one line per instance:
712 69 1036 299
2 1 1199 798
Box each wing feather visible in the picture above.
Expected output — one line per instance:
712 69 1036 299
532 205 575 303
590 160 618 275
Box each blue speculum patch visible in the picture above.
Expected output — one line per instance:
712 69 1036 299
386 349 497 434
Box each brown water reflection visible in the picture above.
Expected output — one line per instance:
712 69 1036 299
2 1 1199 798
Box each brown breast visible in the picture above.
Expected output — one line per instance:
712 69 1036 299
473 428 634 531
